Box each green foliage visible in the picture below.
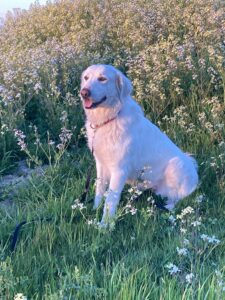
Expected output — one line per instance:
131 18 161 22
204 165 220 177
0 153 224 299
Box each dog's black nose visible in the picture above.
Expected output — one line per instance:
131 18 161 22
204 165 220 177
80 88 91 98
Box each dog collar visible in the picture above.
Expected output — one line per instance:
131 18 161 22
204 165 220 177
90 115 117 130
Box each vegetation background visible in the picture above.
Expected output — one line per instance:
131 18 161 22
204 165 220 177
0 0 224 299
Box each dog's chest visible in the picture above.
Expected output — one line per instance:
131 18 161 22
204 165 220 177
87 124 125 163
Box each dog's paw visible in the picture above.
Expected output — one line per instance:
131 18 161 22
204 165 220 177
98 218 116 230
165 203 175 211
98 220 108 229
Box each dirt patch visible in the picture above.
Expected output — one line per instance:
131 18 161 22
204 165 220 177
0 161 47 211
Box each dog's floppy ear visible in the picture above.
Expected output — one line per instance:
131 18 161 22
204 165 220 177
116 71 133 99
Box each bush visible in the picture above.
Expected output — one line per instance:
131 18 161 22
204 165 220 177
0 0 224 163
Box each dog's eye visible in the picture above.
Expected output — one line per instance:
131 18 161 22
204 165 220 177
84 75 89 81
98 76 107 82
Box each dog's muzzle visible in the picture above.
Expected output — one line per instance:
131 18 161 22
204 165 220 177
81 95 107 109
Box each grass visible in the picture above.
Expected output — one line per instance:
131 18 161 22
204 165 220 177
0 141 224 299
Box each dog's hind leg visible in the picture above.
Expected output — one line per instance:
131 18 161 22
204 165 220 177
155 156 198 210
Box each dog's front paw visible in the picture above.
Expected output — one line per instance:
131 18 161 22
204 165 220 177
98 220 108 229
98 219 115 230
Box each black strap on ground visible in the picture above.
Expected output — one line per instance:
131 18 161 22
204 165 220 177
10 167 93 252
10 217 53 252
80 166 93 203
10 220 27 252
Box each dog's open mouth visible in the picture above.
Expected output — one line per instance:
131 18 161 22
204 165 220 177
84 96 107 109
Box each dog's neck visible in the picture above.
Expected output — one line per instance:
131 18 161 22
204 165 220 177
85 99 122 127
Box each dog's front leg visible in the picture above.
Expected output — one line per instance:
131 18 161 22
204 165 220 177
101 169 127 224
94 159 109 209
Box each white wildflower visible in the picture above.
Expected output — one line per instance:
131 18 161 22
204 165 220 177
176 247 188 256
166 263 181 275
14 294 27 300
60 111 68 122
48 140 55 145
125 203 137 215
71 199 86 210
185 273 194 284
34 82 42 92
168 215 176 225
183 239 190 246
180 228 187 233
196 194 205 203
130 207 137 215
191 221 202 227
177 206 194 219
14 129 27 151
207 236 220 244
200 234 220 244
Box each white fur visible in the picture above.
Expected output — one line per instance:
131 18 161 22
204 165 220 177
80 64 198 224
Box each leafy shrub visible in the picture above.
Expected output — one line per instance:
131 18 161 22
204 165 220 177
0 0 224 165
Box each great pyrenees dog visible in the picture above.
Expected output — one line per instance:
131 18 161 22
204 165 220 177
80 64 198 224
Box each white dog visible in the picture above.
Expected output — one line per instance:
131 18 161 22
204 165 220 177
80 64 198 224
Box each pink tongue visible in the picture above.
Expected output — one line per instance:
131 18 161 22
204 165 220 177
84 98 93 108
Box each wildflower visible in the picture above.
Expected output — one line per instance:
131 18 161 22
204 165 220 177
207 236 220 244
79 127 87 138
34 82 42 92
176 45 185 60
87 219 97 226
196 194 205 203
215 270 225 291
180 228 187 234
168 215 176 225
48 140 55 145
0 85 4 93
200 234 220 245
185 56 194 70
14 294 27 300
125 203 137 215
146 207 154 215
128 187 135 193
14 129 27 151
166 263 180 275
59 127 72 144
71 199 86 210
191 221 202 227
56 143 64 151
185 273 194 284
60 111 68 123
87 219 94 225
57 127 72 150
176 247 188 256
146 195 154 202
130 207 137 215
198 58 205 66
183 239 190 246
177 206 194 220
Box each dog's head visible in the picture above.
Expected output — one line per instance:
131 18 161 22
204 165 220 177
80 64 132 110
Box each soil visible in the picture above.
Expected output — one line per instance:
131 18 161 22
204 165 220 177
0 161 47 212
